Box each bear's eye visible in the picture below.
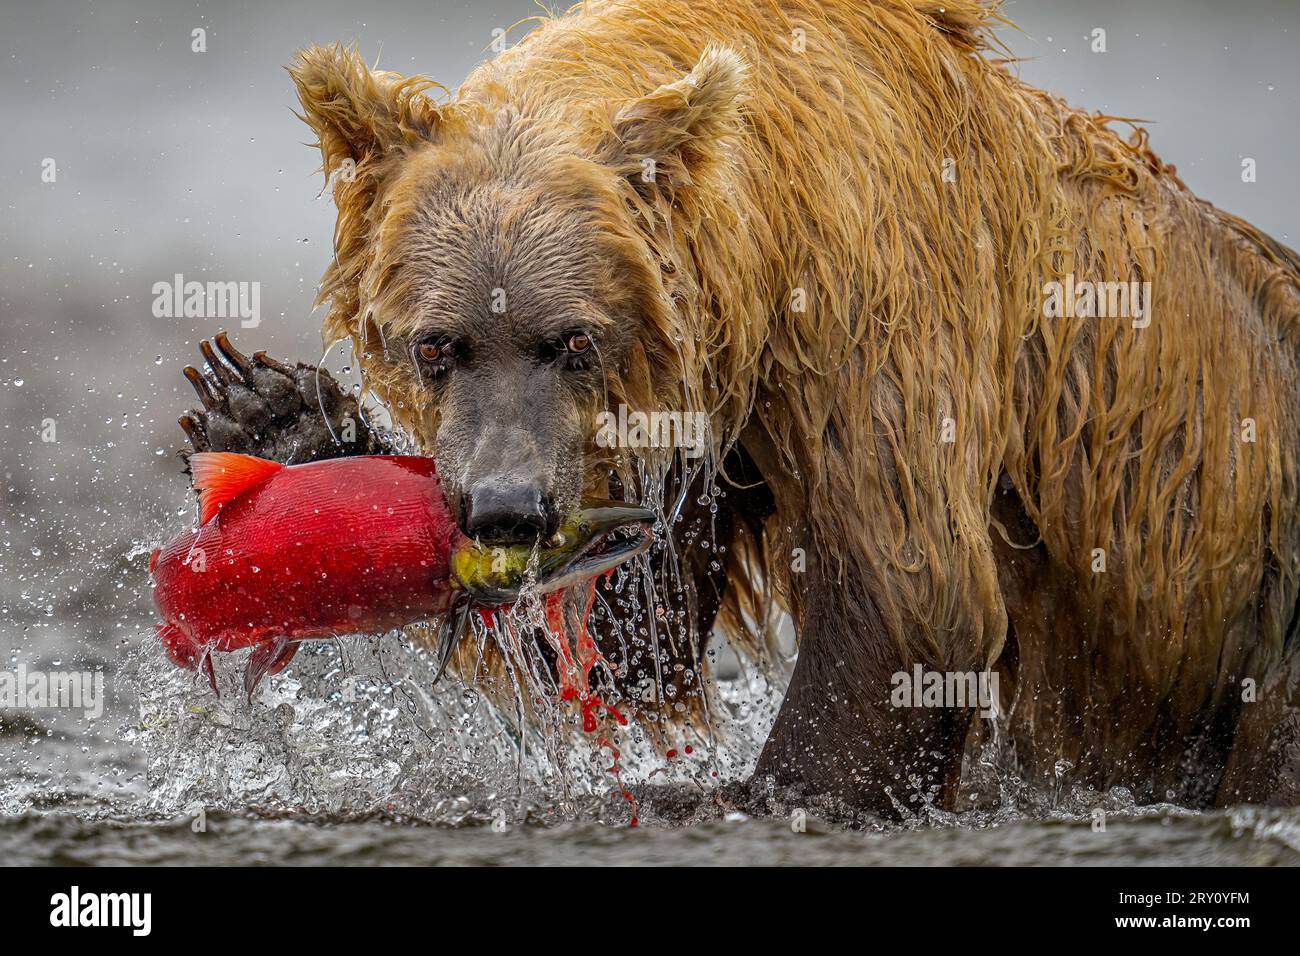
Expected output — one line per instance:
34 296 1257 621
549 330 595 371
539 330 596 370
413 338 456 373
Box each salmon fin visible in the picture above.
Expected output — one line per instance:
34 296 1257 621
157 623 219 695
190 452 284 525
200 650 219 696
268 640 300 676
244 637 298 701
434 598 472 685
156 622 195 668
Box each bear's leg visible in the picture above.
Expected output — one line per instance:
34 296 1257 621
176 332 385 464
1216 646 1300 806
752 574 977 818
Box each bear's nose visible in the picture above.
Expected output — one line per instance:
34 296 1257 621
462 480 557 544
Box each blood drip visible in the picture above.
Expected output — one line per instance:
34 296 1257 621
546 585 638 826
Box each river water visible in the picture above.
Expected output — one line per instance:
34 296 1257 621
2 618 1298 865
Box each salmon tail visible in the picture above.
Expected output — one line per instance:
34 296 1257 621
243 637 300 702
156 623 219 695
190 452 284 525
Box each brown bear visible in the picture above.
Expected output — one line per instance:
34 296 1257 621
179 0 1300 817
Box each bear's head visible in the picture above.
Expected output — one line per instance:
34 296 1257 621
289 43 747 543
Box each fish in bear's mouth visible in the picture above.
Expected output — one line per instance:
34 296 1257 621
449 502 657 606
433 503 655 682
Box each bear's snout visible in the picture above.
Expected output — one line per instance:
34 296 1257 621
461 477 559 545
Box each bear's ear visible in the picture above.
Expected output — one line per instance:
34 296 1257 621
603 45 747 193
288 44 443 183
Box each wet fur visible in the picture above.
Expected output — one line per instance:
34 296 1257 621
288 0 1300 812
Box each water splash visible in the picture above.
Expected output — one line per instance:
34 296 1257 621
119 591 783 829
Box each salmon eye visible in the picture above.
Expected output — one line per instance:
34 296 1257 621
565 332 592 354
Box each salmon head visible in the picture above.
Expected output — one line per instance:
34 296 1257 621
450 501 656 605
427 501 655 683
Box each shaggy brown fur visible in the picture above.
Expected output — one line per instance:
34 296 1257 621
288 0 1300 813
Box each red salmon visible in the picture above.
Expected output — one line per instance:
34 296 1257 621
150 452 654 697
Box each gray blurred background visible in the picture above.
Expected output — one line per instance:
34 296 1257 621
1 0 1297 672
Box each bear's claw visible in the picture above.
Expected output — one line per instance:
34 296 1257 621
178 331 385 466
